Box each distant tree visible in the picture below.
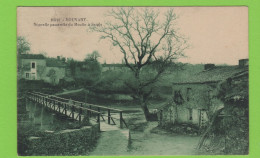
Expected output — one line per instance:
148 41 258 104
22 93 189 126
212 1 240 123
68 53 102 87
67 58 77 76
17 36 30 54
61 57 66 62
85 50 101 62
39 51 48 57
91 7 188 121
47 69 57 85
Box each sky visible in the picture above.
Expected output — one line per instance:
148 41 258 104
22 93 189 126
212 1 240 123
17 7 248 65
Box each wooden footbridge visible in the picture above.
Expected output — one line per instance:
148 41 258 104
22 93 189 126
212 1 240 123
26 91 128 130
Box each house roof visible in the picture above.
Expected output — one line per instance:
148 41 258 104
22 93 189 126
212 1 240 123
46 58 67 67
173 66 248 84
219 70 248 104
19 54 45 59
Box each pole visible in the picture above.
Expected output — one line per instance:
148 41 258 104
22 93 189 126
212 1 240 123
108 109 111 124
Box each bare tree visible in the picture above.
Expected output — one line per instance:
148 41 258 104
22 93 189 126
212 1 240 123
92 7 188 121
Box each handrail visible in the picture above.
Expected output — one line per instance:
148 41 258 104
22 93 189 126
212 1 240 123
28 92 100 114
86 103 123 112
27 91 128 128
32 91 123 112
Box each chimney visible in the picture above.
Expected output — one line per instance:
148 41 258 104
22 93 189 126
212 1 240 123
239 59 248 67
204 64 215 70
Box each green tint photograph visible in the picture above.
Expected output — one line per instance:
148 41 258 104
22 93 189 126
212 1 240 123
16 6 249 156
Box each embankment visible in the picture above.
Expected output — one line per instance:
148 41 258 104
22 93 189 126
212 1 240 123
25 121 100 156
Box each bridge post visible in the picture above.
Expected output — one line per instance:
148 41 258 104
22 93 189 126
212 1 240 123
58 102 61 113
79 103 83 122
120 111 123 128
89 105 92 117
41 96 43 104
108 109 111 124
53 100 55 110
97 113 100 131
86 109 90 123
97 112 100 123
65 104 67 116
72 103 75 119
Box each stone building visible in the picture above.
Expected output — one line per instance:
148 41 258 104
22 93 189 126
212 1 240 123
101 63 129 72
18 54 67 85
158 59 249 129
216 66 249 154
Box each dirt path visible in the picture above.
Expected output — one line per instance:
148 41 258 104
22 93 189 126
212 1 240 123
89 121 202 156
128 122 201 155
89 122 130 156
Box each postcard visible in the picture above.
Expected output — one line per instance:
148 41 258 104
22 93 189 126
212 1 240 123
17 7 248 156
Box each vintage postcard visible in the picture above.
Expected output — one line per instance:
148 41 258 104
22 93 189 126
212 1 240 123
17 7 248 156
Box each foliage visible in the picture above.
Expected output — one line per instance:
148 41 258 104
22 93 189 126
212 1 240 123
75 61 102 87
67 58 77 76
85 50 101 62
47 69 57 84
36 65 46 78
39 51 48 57
20 63 31 71
17 36 30 54
95 70 129 93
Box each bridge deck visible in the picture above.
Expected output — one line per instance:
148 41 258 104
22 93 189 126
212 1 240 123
27 92 128 130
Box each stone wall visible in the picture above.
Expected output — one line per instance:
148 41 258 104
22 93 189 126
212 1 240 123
157 82 223 128
158 103 208 128
222 103 248 154
172 83 223 110
26 121 100 156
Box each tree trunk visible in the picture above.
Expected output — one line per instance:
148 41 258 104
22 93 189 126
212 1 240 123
141 102 150 121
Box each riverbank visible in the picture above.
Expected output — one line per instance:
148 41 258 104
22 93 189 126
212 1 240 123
17 98 100 156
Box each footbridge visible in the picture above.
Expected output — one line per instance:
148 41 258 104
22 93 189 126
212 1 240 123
26 91 128 131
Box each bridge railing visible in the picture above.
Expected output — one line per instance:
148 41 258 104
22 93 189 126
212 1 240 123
27 92 101 124
28 91 128 128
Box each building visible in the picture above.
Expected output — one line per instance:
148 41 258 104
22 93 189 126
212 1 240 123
216 65 249 154
157 59 249 128
18 54 46 80
18 54 67 85
101 64 129 72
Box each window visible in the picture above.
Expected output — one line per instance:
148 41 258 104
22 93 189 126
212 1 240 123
188 108 193 120
31 62 35 69
26 73 29 78
187 88 191 101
